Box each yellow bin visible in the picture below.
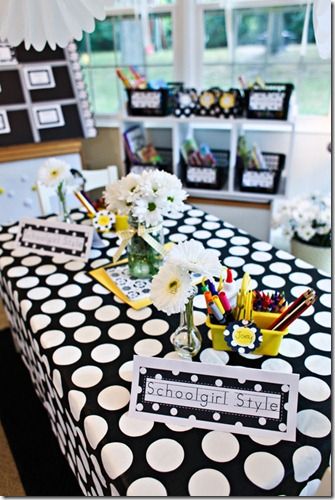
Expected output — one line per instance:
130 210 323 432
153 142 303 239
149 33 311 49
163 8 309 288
206 311 289 356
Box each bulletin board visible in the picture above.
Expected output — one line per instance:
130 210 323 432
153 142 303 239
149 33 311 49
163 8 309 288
0 40 96 146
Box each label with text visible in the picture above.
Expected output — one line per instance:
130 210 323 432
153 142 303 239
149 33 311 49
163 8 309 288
129 356 299 441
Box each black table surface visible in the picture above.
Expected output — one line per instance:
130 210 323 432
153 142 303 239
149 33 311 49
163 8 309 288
0 207 331 496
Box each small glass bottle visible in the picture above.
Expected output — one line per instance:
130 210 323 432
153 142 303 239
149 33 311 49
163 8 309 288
57 181 71 223
172 287 202 359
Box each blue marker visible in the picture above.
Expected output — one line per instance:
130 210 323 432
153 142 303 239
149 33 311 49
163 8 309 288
206 279 217 296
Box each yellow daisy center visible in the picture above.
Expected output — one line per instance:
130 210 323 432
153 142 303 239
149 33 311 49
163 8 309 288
50 169 60 177
98 215 110 226
168 279 180 295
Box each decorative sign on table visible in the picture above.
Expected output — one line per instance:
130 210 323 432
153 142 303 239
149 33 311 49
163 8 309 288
129 356 299 442
15 217 93 261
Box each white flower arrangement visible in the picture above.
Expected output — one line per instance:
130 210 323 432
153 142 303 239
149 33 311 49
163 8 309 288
272 192 331 247
37 157 73 188
104 170 187 227
151 239 223 315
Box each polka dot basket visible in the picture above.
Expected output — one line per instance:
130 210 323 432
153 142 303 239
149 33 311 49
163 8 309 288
206 311 289 356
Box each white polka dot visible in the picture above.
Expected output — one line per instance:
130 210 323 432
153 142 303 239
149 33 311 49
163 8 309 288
146 439 184 472
239 352 263 360
193 294 207 309
119 411 154 437
35 264 57 276
276 250 295 260
127 478 167 496
30 314 51 333
230 236 249 246
314 311 331 328
250 435 281 446
178 225 196 234
142 319 169 336
0 233 13 241
98 386 130 411
309 333 331 352
207 238 227 249
28 286 52 301
65 260 86 271
89 249 102 259
20 299 32 319
290 285 310 298
95 305 120 322
169 233 187 243
299 376 330 402
253 241 272 251
289 319 310 336
119 361 133 382
134 339 162 357
188 209 204 217
316 278 331 293
101 442 133 480
305 355 331 376
288 272 313 285
188 469 230 496
184 217 202 225
92 284 110 295
224 256 245 268
216 228 234 238
242 263 265 275
229 246 249 256
17 276 39 289
60 312 86 328
203 221 220 230
262 275 286 288
74 326 102 343
72 366 103 388
202 432 239 462
8 266 29 278
261 358 293 373
205 214 219 222
91 258 110 269
52 369 63 398
297 409 331 438
279 338 305 357
52 255 71 264
163 219 177 227
40 330 65 349
91 344 120 363
108 323 135 340
53 346 82 365
269 262 292 274
126 307 152 321
244 452 284 490
74 272 92 284
0 256 14 268
293 446 322 483
41 299 66 315
68 390 86 421
299 479 321 496
319 293 331 308
251 251 272 262
294 257 314 269
193 230 211 240
78 296 103 311
46 273 68 286
84 415 108 450
193 311 207 326
58 284 82 298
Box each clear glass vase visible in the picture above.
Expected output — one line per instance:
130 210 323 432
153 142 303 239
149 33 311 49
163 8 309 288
57 182 71 223
127 216 164 279
172 287 202 359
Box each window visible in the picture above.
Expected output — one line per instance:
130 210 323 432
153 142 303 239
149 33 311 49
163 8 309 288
201 3 330 115
77 5 174 115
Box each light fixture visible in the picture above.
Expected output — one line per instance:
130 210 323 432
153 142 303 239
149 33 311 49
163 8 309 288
0 0 106 52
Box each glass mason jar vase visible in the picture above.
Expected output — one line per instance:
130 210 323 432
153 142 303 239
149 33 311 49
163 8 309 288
57 182 71 223
171 287 202 359
127 216 164 279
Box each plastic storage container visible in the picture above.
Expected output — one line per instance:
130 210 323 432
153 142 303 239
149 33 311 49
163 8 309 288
206 311 289 356
181 149 230 190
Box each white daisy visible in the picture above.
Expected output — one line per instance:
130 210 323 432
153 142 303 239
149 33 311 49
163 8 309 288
150 262 192 315
37 158 72 188
165 239 223 277
132 195 165 227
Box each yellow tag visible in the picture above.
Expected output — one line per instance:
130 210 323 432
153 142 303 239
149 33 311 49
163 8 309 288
233 326 256 347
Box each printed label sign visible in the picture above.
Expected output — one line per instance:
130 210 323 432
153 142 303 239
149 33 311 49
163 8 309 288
32 104 65 128
129 356 299 441
24 65 56 89
15 217 93 261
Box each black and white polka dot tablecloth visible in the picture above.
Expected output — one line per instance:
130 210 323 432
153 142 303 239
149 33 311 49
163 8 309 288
0 207 331 497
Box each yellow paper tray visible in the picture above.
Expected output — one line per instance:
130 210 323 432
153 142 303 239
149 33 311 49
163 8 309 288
206 311 289 356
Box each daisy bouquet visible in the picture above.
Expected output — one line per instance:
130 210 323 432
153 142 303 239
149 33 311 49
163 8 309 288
37 157 73 221
272 193 331 247
151 239 224 315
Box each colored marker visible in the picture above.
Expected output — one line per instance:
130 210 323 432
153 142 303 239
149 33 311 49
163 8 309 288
208 301 225 324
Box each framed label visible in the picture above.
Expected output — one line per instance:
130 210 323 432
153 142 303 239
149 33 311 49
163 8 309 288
15 217 93 261
32 104 65 129
23 65 55 89
129 356 299 441
0 110 10 134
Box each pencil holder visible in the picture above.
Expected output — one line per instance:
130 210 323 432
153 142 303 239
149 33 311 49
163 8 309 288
206 311 289 356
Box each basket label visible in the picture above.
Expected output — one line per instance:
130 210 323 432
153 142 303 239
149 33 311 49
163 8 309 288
129 356 299 441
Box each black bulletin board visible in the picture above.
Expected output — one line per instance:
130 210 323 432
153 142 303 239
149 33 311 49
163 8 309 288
0 41 96 146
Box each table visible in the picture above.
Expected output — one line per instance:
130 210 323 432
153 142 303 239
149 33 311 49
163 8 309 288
0 207 331 496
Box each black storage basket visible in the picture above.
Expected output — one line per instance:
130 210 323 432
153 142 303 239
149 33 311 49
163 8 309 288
236 152 285 194
244 83 294 120
181 149 230 190
126 147 173 175
126 88 171 116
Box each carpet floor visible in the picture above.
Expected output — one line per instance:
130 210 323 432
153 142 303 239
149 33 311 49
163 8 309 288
0 329 83 496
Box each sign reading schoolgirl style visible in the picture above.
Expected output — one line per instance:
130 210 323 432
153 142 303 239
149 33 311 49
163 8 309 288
15 217 93 261
129 356 299 441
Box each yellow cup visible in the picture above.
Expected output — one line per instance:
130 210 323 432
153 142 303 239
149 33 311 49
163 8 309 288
115 214 129 232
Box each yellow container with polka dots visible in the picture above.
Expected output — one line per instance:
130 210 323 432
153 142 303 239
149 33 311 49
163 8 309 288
206 311 289 356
